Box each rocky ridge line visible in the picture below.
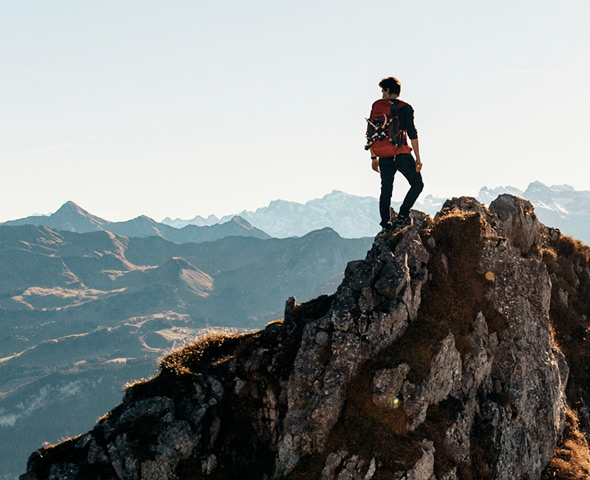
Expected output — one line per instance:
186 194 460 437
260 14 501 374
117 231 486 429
21 195 590 480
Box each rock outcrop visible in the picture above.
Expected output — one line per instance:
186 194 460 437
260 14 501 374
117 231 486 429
20 195 590 479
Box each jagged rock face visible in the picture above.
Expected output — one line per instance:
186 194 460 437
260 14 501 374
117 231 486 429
21 196 584 480
276 224 431 475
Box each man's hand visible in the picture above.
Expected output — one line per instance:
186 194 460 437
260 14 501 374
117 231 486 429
371 158 380 173
411 138 422 172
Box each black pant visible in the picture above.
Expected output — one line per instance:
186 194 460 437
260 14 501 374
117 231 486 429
379 154 424 227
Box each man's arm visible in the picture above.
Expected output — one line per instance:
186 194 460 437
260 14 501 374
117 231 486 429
370 147 379 172
411 138 422 172
403 104 422 172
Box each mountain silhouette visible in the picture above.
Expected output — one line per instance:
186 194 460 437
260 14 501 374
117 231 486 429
4 201 107 233
2 201 271 243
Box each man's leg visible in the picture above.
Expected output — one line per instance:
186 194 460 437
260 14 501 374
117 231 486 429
395 154 424 217
378 157 397 227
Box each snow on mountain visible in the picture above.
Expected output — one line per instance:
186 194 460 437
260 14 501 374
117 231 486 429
232 191 379 238
10 183 586 242
473 182 590 243
514 182 590 242
163 213 221 229
162 191 445 239
163 183 590 243
476 185 525 204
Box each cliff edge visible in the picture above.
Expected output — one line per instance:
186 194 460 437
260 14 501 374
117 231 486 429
21 195 590 479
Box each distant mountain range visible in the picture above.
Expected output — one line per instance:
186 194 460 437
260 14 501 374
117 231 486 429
0 223 371 479
163 182 590 243
7 181 588 244
1 182 588 477
477 181 590 243
163 191 444 238
2 201 270 243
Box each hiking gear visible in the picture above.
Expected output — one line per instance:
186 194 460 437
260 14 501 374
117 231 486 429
379 216 412 236
380 223 393 234
378 155 424 225
365 99 412 158
380 220 394 231
393 214 412 230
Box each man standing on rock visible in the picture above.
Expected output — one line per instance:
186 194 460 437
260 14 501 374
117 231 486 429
366 76 423 231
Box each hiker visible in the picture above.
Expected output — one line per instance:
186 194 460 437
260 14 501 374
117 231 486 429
365 77 423 231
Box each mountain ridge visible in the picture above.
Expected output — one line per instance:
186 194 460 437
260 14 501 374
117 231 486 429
6 181 588 243
2 202 270 244
161 182 590 242
19 194 590 479
0 224 373 479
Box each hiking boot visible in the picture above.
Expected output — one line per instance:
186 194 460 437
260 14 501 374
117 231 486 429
393 214 412 230
380 222 394 233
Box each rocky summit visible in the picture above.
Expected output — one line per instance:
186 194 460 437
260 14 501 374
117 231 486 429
20 195 590 480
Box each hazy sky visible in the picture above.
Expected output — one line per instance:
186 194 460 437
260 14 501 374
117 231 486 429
2 1 589 222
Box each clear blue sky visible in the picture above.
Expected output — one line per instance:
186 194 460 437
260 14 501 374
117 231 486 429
2 0 589 221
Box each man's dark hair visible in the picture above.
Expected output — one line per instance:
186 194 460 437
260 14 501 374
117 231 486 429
379 77 401 95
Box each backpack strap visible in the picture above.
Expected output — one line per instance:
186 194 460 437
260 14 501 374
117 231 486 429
389 100 408 147
390 99 407 113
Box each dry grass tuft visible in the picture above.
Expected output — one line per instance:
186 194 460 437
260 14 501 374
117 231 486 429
421 211 499 352
120 329 255 401
123 374 158 391
543 234 590 421
382 210 507 385
159 329 245 376
542 409 590 479
372 210 510 476
540 234 590 478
